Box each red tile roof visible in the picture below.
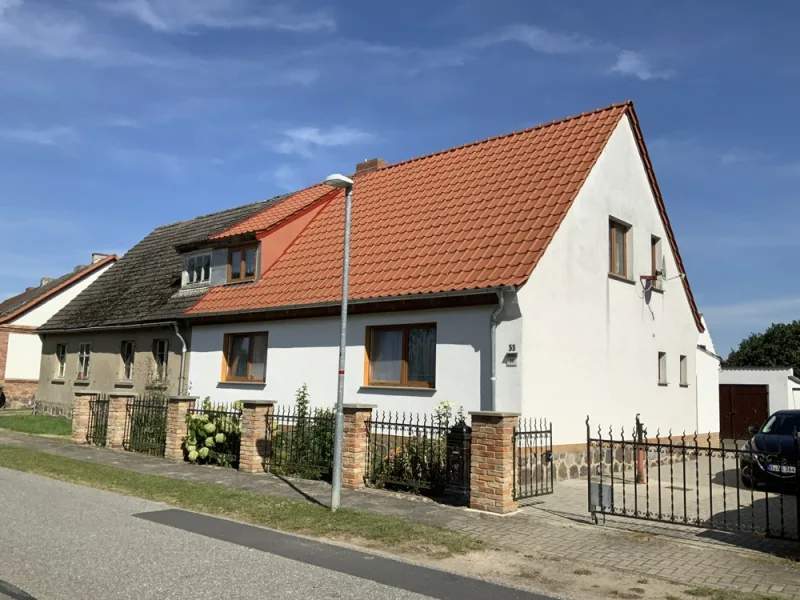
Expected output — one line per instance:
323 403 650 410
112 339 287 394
187 101 703 331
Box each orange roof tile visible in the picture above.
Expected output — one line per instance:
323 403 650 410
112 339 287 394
211 184 335 239
187 101 703 332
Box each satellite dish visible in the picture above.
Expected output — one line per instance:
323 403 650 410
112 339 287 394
660 256 667 280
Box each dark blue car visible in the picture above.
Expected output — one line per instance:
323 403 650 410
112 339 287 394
740 410 800 490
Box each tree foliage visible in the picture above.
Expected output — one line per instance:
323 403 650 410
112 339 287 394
724 321 800 377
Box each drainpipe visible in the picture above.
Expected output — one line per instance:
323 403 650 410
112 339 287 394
172 322 187 396
490 289 506 412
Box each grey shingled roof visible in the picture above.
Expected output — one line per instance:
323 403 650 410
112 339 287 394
40 198 284 331
0 263 106 322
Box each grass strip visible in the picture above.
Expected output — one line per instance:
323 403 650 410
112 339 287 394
0 414 71 436
0 445 482 557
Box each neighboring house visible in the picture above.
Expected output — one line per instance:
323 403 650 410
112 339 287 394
696 315 722 433
719 366 799 438
0 254 116 409
36 202 276 408
37 101 714 447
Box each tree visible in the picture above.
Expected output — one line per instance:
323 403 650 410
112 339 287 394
724 321 800 377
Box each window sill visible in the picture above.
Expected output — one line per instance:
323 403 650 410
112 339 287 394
359 385 436 393
52 379 65 385
680 383 690 388
658 382 669 387
608 273 635 286
74 379 91 386
224 279 257 287
649 286 664 294
217 380 266 386
114 380 135 388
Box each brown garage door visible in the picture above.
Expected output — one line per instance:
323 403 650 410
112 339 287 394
719 384 769 440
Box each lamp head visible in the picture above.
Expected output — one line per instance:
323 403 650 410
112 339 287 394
323 173 354 189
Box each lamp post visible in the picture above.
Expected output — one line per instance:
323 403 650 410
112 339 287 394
323 173 354 512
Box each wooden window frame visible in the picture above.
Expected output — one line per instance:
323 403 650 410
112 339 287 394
651 235 662 289
55 343 67 378
153 339 169 380
679 355 688 386
120 340 135 380
227 245 258 283
77 342 91 380
221 332 268 383
609 219 629 278
658 351 667 385
364 323 437 388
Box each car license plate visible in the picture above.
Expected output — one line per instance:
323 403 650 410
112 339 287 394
765 464 797 474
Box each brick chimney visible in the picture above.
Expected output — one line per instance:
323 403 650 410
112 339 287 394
355 158 387 177
92 253 110 264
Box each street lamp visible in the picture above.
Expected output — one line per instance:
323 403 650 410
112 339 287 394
323 173 354 512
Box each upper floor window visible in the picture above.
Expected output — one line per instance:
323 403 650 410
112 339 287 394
78 343 91 380
658 351 667 385
55 343 67 378
184 252 211 286
609 219 630 278
228 245 257 283
121 340 135 380
222 332 268 382
651 235 662 289
679 355 688 386
366 324 436 388
153 339 169 380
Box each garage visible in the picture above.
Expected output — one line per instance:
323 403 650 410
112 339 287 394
718 383 768 440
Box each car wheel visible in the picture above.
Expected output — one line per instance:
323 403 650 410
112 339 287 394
741 466 755 489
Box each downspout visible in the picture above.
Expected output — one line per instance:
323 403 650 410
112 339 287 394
172 322 187 396
490 289 506 412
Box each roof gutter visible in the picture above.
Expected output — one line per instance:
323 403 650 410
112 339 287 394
38 321 178 335
172 322 188 396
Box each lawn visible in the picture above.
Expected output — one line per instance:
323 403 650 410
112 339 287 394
0 414 72 436
0 445 483 558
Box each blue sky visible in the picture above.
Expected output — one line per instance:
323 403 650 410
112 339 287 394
0 0 796 354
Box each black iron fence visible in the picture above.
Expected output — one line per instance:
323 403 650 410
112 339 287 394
366 412 471 501
587 416 799 541
266 405 335 480
123 395 168 457
86 394 109 447
513 418 554 500
185 404 242 468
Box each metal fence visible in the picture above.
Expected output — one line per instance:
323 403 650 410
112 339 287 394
86 394 109 447
366 412 463 495
123 395 168 457
185 405 242 468
266 405 335 480
513 418 554 500
587 416 799 541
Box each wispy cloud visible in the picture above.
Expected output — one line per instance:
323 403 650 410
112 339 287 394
609 50 674 81
0 125 77 148
102 0 335 33
273 126 374 158
469 24 596 54
705 296 800 328
261 164 304 192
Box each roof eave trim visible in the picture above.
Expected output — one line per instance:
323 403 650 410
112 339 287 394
37 320 178 335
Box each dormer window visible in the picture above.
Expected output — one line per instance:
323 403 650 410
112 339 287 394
228 245 257 283
184 252 211 287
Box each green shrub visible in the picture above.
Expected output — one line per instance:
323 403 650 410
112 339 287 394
182 398 242 468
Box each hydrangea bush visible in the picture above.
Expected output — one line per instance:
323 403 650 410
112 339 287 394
182 397 243 468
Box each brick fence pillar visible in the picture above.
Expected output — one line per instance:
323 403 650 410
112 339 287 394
71 391 100 445
106 393 135 450
342 404 375 489
165 396 197 460
468 411 520 514
239 400 276 473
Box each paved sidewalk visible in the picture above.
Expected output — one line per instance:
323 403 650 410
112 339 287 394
2 431 798 599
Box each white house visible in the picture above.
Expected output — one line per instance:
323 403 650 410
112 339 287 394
179 101 713 447
0 254 116 409
696 316 722 434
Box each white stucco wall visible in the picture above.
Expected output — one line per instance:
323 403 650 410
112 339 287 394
696 316 720 433
4 333 42 380
10 265 112 327
517 114 701 445
187 304 523 415
792 387 800 410
719 368 794 413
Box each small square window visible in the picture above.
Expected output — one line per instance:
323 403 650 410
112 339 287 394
679 355 688 386
121 341 135 380
609 219 630 278
55 343 67 378
658 352 667 385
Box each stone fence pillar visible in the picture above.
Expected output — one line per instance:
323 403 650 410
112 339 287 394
342 404 375 489
71 391 100 445
165 396 198 461
468 411 519 514
107 393 135 450
239 400 276 473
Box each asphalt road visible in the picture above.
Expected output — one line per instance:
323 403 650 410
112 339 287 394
0 468 554 600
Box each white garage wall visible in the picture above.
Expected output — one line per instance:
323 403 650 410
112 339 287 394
188 305 523 416
696 348 721 433
719 368 794 413
517 114 701 445
5 333 42 380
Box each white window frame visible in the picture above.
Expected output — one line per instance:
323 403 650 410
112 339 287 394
55 343 67 378
78 343 91 380
658 352 667 385
121 340 135 381
153 339 169 380
182 251 212 287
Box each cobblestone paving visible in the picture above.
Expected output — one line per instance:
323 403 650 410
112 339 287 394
2 431 798 599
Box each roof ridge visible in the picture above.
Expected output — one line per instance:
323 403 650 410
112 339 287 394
153 196 287 232
371 100 631 175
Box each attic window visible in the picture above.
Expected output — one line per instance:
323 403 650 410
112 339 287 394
609 219 630 278
228 245 257 283
184 252 211 287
